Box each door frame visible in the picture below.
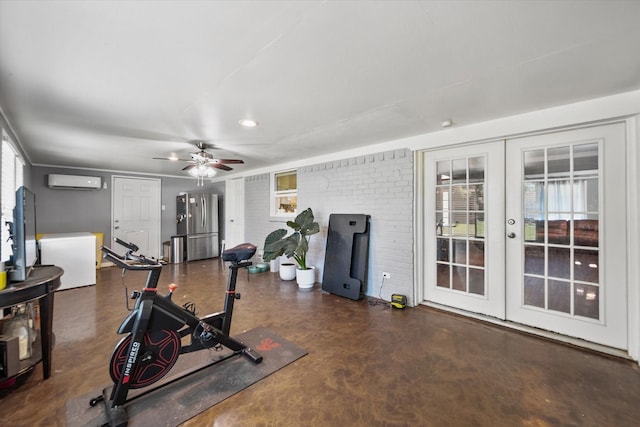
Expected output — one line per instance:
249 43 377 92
414 115 640 362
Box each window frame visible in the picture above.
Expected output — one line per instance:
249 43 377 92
270 169 297 218
2 131 25 263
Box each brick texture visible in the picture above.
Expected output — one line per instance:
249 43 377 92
244 149 414 304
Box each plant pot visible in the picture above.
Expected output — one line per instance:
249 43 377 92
279 263 296 281
296 267 315 291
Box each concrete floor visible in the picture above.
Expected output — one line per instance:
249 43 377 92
1 258 639 426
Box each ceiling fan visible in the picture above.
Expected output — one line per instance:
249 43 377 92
154 141 244 185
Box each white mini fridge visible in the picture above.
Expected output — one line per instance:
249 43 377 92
39 232 96 290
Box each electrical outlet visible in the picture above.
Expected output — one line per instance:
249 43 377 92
382 272 391 279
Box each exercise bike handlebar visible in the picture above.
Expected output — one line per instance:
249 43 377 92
114 237 139 253
101 244 162 271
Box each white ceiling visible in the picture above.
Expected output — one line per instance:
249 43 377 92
1 0 639 178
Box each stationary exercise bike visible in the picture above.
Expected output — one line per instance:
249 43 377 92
90 238 262 427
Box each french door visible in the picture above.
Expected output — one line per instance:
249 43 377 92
505 124 627 349
422 123 628 349
424 141 505 318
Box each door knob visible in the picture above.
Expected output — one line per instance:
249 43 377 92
507 232 516 238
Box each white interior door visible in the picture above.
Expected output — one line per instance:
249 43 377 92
505 123 627 349
224 177 245 249
423 141 505 318
112 176 161 258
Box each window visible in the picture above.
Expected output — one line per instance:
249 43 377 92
271 170 297 217
2 132 24 263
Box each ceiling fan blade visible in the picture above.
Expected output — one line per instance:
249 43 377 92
182 163 232 172
211 163 233 171
210 159 244 164
153 157 191 161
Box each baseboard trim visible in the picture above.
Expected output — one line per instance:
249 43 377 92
422 301 633 362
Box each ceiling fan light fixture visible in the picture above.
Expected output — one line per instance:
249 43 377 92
238 118 258 128
188 164 217 178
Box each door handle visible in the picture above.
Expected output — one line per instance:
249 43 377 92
507 232 516 238
201 197 206 228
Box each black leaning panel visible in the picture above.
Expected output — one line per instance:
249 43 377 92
322 214 370 300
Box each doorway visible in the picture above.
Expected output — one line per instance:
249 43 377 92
420 122 628 350
112 176 162 258
224 177 245 249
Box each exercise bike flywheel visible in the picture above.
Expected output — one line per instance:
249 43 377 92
109 329 181 389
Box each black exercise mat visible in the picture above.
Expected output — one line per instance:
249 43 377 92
66 327 307 426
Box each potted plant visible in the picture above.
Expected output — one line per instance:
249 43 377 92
263 208 320 290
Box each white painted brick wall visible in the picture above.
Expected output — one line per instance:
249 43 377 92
244 148 414 305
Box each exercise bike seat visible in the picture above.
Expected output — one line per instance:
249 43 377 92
222 243 257 263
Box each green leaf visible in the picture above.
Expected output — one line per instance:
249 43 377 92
262 207 319 269
262 229 287 261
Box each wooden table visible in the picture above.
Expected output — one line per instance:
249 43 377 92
0 265 63 380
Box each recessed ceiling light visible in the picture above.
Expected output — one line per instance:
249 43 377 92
441 119 453 128
239 119 258 128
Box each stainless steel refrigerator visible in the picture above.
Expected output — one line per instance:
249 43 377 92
176 193 219 261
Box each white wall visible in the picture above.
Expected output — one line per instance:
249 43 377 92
244 149 414 302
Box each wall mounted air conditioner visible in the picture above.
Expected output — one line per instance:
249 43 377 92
48 174 102 190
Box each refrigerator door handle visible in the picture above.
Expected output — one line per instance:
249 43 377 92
202 196 206 228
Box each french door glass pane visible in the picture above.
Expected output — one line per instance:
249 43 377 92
548 146 570 177
437 264 450 288
452 159 467 183
575 284 599 319
548 279 571 313
469 241 485 267
452 266 467 291
523 182 545 211
574 178 598 212
524 245 544 275
524 149 544 178
468 268 485 295
437 161 450 185
521 144 601 320
437 238 449 262
468 157 485 182
573 143 598 172
548 247 571 279
524 276 545 308
574 249 599 283
434 156 486 295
